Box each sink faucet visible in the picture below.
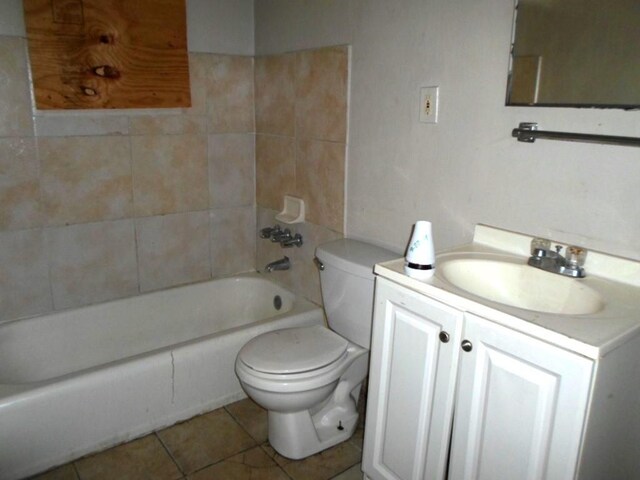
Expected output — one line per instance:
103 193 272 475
527 238 587 278
265 256 290 272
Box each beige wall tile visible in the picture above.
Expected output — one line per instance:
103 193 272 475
207 55 255 133
34 115 129 137
0 138 41 230
0 229 51 321
295 46 348 143
130 115 207 136
256 134 296 211
255 54 295 136
210 206 256 277
47 220 138 310
136 211 211 292
186 53 209 116
39 136 133 226
289 219 343 304
208 133 255 208
296 139 345 232
0 36 33 137
131 134 209 217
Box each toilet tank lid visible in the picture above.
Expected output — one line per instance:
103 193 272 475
315 239 398 280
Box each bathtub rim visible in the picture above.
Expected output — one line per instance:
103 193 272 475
0 270 301 328
0 272 324 394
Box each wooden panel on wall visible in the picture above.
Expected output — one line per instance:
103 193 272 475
23 0 191 109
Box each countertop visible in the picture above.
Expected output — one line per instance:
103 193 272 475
374 225 640 359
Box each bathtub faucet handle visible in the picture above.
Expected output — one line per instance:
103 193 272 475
271 228 291 243
260 224 281 239
281 233 303 248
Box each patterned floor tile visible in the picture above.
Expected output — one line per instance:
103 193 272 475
74 434 182 480
188 446 289 480
225 398 269 443
29 463 79 480
262 440 362 480
330 463 364 480
157 408 256 474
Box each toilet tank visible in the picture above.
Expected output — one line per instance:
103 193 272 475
315 239 397 349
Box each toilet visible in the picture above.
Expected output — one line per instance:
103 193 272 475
235 239 397 459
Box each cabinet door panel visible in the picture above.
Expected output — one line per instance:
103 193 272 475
363 278 463 480
449 313 593 480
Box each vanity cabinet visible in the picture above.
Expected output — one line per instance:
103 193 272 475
363 277 594 480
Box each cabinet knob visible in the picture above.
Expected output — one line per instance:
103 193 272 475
461 340 473 352
439 331 450 343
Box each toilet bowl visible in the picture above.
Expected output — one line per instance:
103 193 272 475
235 239 397 459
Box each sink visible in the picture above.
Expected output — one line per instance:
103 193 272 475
437 257 604 315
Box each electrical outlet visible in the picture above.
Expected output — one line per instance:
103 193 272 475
419 86 439 123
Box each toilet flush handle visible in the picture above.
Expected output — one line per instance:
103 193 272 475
314 256 325 271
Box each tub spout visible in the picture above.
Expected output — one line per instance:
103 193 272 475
265 256 290 272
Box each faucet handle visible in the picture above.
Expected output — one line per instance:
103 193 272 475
260 224 281 239
281 233 303 248
271 228 291 242
530 237 551 256
566 246 587 267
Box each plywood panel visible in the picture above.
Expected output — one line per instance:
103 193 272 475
23 0 190 109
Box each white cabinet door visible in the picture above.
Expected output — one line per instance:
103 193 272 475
363 278 463 480
448 313 594 480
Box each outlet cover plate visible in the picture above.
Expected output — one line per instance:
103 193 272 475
419 86 439 123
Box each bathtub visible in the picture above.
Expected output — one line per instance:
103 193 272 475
0 273 324 480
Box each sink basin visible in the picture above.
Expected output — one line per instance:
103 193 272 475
437 257 604 315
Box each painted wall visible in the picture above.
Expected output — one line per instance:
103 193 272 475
255 0 351 54
0 1 256 322
187 0 254 55
254 0 640 261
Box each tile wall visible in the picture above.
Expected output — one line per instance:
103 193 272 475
0 37 348 321
254 46 348 304
0 36 256 322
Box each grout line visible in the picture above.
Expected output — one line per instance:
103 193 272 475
186 443 260 477
33 131 56 314
257 444 296 480
128 131 142 295
329 461 362 480
154 431 187 477
71 461 82 480
223 403 263 445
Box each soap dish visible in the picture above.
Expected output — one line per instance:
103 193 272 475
275 195 305 224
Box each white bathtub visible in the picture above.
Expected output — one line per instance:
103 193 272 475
0 273 324 480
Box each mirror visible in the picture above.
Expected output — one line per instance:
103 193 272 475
506 0 640 108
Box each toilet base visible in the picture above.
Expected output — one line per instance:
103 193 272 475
266 350 369 459
268 385 361 459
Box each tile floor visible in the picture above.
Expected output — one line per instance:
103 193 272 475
30 398 365 480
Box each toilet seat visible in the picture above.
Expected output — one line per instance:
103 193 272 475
236 341 366 395
238 325 348 375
